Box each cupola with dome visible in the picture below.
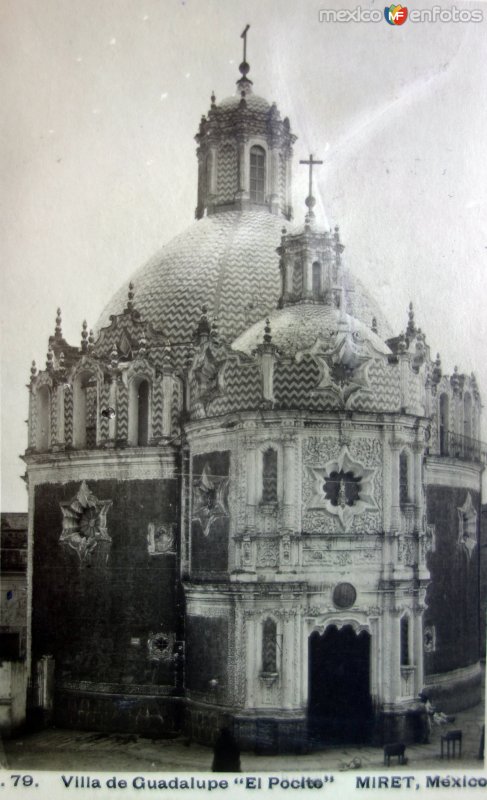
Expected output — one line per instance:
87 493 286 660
21 27 483 754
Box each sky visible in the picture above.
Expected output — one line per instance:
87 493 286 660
2 0 487 511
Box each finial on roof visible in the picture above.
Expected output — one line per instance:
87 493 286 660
81 320 88 352
55 307 62 338
450 365 462 394
46 345 54 371
126 282 135 313
196 304 211 340
211 316 219 341
397 334 407 354
211 90 216 106
162 341 172 371
263 317 272 345
299 154 323 223
110 347 118 370
269 102 279 120
59 351 65 371
372 317 378 334
138 331 147 357
30 360 37 379
185 344 194 373
88 329 95 351
432 352 442 386
406 301 416 338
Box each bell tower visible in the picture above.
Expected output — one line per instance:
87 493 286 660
194 26 296 219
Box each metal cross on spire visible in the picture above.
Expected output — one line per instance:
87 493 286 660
299 154 323 219
241 24 250 62
238 24 252 89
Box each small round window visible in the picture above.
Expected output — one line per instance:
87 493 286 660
332 582 357 609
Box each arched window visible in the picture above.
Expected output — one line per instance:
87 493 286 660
249 145 266 204
400 616 410 666
262 448 278 504
36 385 50 451
129 377 150 446
137 380 150 445
439 393 449 456
399 451 409 507
312 262 322 299
464 393 472 441
262 618 277 673
73 373 97 449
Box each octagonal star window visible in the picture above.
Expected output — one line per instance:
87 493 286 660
323 470 361 508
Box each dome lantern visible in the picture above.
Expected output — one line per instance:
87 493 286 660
194 27 296 220
277 158 345 309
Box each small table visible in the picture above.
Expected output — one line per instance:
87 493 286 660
441 730 462 759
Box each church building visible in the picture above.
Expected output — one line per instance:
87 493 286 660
22 39 483 752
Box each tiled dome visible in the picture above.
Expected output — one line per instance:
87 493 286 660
232 304 391 358
218 93 272 113
96 210 392 355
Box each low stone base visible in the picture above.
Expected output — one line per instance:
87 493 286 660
234 714 308 754
52 684 182 738
185 700 308 753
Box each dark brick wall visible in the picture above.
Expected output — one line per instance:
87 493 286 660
480 505 487 660
32 479 179 687
185 615 228 699
54 690 182 738
424 485 480 675
191 452 230 575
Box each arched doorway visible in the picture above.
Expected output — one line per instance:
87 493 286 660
308 624 373 745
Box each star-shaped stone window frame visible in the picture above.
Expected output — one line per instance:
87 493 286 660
457 491 477 559
307 447 377 529
59 481 112 564
192 463 229 537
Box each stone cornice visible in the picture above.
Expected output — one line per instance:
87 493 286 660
24 446 178 485
424 455 483 490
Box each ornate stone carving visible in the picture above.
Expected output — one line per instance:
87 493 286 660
422 524 436 559
242 537 253 566
457 492 477 559
281 536 291 565
191 339 227 412
307 446 378 529
192 463 229 537
295 321 379 406
398 536 416 567
59 481 112 565
147 522 176 555
424 625 436 653
147 631 175 663
257 539 279 567
303 549 352 567
302 436 340 466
